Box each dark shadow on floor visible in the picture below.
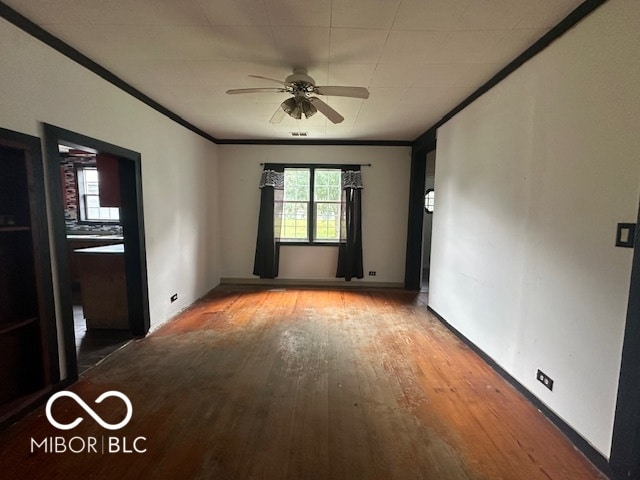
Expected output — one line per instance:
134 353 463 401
73 304 132 374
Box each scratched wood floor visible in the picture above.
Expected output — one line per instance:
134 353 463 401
0 288 607 479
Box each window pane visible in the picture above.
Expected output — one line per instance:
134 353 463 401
295 186 310 201
108 207 120 220
85 182 99 195
84 168 98 183
86 195 100 208
281 201 308 240
314 169 341 201
284 168 310 201
315 202 340 241
315 186 328 201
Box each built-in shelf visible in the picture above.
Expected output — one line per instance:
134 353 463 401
0 385 51 428
0 137 49 411
0 317 38 335
0 226 31 232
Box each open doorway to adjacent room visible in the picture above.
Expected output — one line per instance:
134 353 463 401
58 144 131 372
43 124 150 379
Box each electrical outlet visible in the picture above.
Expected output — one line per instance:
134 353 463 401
170 293 178 303
368 271 376 276
536 369 554 391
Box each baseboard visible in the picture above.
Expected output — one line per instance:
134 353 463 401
428 306 616 480
219 277 404 289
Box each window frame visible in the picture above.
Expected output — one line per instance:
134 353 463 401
277 163 356 246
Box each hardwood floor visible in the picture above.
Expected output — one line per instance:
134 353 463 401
0 288 608 479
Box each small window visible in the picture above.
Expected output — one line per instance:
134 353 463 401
76 166 120 222
424 189 435 214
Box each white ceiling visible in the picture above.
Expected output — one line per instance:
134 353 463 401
3 0 585 141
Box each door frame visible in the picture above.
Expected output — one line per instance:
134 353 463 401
405 126 437 290
42 124 150 381
404 147 428 290
610 198 640 478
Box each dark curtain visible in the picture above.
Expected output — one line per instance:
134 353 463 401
253 164 284 278
336 167 364 281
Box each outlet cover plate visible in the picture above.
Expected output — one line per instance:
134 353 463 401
536 369 554 391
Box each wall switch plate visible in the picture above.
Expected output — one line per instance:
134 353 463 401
536 369 554 391
170 293 178 303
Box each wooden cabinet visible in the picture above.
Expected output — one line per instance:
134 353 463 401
0 141 50 414
68 236 122 285
75 244 128 329
96 153 120 207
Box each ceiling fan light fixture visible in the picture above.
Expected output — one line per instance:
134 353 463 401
281 97 299 118
281 97 317 120
300 98 317 118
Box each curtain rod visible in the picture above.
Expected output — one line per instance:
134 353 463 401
259 163 371 166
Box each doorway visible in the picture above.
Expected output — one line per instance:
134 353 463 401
43 124 150 380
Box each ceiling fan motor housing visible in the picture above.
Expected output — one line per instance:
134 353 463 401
286 68 316 96
285 68 315 87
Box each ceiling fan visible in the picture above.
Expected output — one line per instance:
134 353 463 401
225 68 369 124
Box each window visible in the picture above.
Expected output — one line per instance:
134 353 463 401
280 167 342 243
313 169 341 241
76 166 120 222
281 168 310 240
424 189 435 214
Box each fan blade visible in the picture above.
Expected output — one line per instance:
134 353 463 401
314 86 369 99
309 97 344 124
226 87 286 94
270 106 286 124
249 75 290 86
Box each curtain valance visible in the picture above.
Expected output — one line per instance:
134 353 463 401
258 169 284 189
341 170 363 189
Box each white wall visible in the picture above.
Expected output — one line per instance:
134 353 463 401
218 144 411 285
429 0 640 457
0 19 221 361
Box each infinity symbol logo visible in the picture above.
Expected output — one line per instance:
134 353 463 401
45 391 133 431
